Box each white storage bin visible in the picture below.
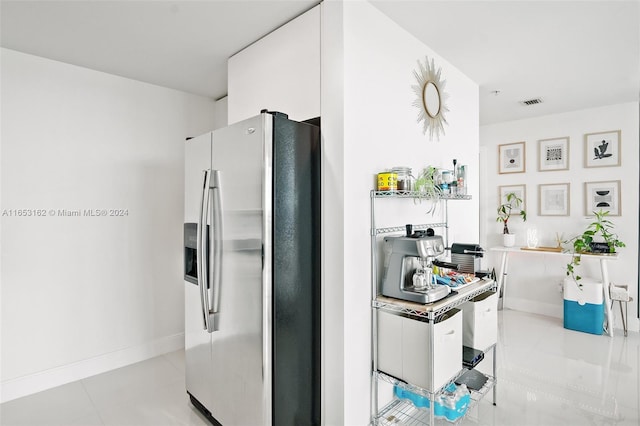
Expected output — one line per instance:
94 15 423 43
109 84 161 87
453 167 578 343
403 309 462 391
377 309 462 392
460 291 498 350
377 310 404 380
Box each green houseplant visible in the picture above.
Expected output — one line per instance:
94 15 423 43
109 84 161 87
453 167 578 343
496 192 527 246
414 166 442 198
413 166 443 214
565 210 625 285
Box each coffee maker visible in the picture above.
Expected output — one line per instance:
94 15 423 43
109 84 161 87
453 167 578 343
380 227 451 303
450 243 484 274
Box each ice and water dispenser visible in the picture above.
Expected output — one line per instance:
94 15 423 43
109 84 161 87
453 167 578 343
184 223 200 285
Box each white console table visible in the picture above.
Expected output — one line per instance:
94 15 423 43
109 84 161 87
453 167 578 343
490 247 618 337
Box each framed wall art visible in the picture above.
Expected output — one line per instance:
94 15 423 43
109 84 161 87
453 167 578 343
539 183 570 216
498 141 526 174
538 137 569 171
499 184 526 214
584 130 621 168
584 180 621 216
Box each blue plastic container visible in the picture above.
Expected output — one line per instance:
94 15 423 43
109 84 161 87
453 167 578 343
563 278 604 335
394 384 470 422
563 300 604 335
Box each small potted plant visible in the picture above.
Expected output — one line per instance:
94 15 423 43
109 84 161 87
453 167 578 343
413 166 443 214
496 192 527 247
565 210 625 285
414 166 442 197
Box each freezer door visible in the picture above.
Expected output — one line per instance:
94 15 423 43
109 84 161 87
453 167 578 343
185 133 213 223
207 114 269 425
184 133 214 412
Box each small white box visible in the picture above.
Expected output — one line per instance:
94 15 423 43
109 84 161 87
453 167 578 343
461 291 498 350
377 309 463 392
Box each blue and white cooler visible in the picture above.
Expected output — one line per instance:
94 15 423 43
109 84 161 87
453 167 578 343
563 277 604 335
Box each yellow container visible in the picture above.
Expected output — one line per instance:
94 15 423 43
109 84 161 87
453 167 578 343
377 172 398 191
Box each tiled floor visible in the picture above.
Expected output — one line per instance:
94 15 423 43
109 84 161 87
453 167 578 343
0 350 209 426
1 309 638 425
461 310 640 426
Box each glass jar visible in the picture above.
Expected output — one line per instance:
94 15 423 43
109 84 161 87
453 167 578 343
441 169 454 184
412 268 429 289
391 166 415 192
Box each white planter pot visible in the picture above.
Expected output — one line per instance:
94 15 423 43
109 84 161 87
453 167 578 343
503 233 516 247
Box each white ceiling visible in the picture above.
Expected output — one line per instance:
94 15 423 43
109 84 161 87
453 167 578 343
371 0 640 124
1 1 639 125
0 0 319 100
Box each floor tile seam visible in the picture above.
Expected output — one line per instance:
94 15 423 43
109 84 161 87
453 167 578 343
91 395 148 422
86 376 186 413
82 371 184 398
82 370 183 391
0 381 102 426
79 378 107 425
81 353 179 378
161 351 185 374
90 381 193 426
80 358 184 397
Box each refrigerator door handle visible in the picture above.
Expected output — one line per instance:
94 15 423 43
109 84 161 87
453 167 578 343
197 169 212 332
209 170 223 332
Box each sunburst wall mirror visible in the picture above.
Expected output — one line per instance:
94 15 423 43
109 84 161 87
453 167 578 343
412 56 449 140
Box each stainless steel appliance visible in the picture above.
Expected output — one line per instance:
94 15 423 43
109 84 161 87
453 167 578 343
451 243 484 274
184 111 320 426
380 228 451 303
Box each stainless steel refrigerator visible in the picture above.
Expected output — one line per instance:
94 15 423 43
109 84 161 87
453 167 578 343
183 111 320 425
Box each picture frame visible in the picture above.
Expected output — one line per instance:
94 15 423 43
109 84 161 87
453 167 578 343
584 180 621 216
584 130 621 168
499 184 526 214
538 137 569 171
539 183 570 216
498 141 526 174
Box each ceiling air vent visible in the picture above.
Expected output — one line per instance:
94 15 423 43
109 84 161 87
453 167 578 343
520 98 543 106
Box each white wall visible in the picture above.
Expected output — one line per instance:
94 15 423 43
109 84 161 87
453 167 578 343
213 96 228 130
224 1 479 421
338 2 480 423
227 5 320 124
0 48 216 402
319 2 345 424
480 102 639 332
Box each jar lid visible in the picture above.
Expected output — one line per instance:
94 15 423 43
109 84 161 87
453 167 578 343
391 166 412 173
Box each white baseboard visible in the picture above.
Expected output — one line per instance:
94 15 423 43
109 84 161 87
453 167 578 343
1 333 184 403
503 297 640 333
503 297 563 319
